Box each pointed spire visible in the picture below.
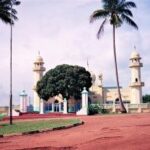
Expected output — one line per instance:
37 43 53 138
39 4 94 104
134 45 136 50
87 58 89 70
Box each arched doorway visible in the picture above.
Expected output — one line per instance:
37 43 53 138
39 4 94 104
54 100 59 112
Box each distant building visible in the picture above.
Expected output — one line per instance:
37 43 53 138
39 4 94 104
32 50 144 113
90 50 144 104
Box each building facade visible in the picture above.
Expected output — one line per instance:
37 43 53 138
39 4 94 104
90 51 144 104
33 50 144 113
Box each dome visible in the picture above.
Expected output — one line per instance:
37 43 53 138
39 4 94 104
36 55 43 62
130 51 140 59
20 90 27 96
34 54 44 63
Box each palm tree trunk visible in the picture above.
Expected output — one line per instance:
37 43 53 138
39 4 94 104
113 25 127 113
10 3 13 125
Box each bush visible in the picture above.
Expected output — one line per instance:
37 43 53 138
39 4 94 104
88 104 110 115
88 104 101 115
101 108 109 114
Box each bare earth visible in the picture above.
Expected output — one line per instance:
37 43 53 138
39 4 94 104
0 113 150 150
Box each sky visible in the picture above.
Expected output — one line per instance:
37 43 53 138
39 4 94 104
0 0 150 106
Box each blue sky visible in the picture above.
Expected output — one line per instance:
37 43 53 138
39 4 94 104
0 0 150 106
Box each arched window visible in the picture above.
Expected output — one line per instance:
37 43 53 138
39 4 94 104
54 100 59 103
115 98 119 104
135 78 138 82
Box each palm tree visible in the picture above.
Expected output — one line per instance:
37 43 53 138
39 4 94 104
0 0 20 124
90 0 138 113
0 0 19 24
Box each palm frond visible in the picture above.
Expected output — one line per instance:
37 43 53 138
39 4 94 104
121 14 138 29
122 1 136 9
0 12 11 24
117 6 133 17
97 18 107 39
12 0 21 5
0 0 20 25
90 9 109 23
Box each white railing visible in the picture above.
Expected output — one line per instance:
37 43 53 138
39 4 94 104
101 103 150 110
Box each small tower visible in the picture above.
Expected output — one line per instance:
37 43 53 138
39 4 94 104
33 53 46 111
20 90 28 112
129 51 144 104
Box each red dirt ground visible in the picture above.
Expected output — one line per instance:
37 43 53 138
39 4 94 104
0 113 150 150
3 112 76 121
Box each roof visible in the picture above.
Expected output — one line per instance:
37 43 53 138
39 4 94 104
34 52 44 63
130 51 140 59
20 90 27 96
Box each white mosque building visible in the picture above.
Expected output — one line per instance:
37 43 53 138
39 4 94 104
32 50 144 113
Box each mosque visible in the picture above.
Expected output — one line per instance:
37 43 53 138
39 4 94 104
30 50 144 113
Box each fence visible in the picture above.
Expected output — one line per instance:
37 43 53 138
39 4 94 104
101 103 150 113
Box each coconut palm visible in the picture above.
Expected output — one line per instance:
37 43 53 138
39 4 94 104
90 0 138 113
0 0 20 124
0 0 20 24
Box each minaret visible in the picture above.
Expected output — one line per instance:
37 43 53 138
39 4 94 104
129 51 144 104
33 53 46 111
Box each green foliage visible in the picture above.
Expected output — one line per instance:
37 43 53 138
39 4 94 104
0 119 80 135
0 0 21 25
37 64 92 101
88 104 101 115
143 95 150 103
101 108 109 114
88 104 110 115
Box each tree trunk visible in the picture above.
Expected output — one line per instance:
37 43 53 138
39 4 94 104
10 4 13 125
113 25 127 113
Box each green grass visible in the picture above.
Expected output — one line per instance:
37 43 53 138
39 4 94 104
0 119 80 135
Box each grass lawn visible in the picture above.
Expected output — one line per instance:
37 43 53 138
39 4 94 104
0 118 80 135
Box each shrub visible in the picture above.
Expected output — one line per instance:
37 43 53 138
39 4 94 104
101 108 109 114
88 104 101 115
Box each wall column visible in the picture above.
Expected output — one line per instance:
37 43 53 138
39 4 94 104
40 99 44 114
77 87 88 115
52 103 54 112
63 98 67 114
59 103 62 112
112 101 116 113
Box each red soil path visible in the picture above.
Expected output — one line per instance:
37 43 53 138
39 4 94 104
0 113 150 150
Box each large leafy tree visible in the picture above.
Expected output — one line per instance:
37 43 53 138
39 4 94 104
90 0 138 113
36 64 92 101
0 0 20 125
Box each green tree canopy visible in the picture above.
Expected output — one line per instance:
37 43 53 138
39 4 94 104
143 95 150 103
36 64 92 101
